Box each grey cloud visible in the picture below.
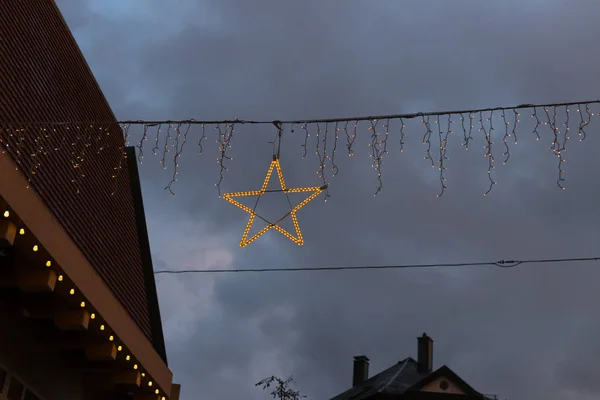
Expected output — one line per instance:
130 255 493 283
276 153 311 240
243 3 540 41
55 1 600 400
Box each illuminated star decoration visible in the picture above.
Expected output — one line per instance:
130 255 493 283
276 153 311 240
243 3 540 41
222 155 327 248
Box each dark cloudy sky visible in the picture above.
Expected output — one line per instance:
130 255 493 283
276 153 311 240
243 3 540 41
55 1 600 399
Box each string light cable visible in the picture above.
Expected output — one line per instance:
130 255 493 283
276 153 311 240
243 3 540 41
8 100 596 127
1 99 598 199
153 256 600 274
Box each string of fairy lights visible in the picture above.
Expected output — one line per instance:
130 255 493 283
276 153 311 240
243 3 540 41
0 206 168 399
1 99 598 199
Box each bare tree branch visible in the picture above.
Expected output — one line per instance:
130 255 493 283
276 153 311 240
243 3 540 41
255 375 306 400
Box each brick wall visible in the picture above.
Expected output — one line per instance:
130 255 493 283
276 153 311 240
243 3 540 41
0 1 152 342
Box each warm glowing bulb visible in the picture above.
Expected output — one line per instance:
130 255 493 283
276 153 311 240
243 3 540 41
69 288 75 295
117 345 122 351
90 313 95 319
148 381 153 387
19 228 25 235
155 389 159 394
162 397 166 400
133 364 138 370
32 245 38 252
100 324 105 331
109 335 114 341
141 372 145 377
126 355 131 361
58 275 63 281
3 211 9 218
80 301 85 307
45 260 51 267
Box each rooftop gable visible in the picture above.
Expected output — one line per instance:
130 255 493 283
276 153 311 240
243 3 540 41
331 358 429 400
406 365 482 397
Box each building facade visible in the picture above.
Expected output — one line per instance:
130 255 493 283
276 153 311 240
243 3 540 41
0 1 177 399
330 334 496 400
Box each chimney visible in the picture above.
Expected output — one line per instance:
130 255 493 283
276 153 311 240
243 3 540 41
352 355 369 386
417 333 433 374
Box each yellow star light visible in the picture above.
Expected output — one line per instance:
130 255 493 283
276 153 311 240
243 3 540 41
222 156 326 248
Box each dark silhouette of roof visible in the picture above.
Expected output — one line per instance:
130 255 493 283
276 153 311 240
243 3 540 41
331 358 486 400
332 358 426 400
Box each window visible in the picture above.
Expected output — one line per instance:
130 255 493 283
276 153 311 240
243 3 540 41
23 391 40 400
0 367 43 400
0 367 6 394
6 377 23 400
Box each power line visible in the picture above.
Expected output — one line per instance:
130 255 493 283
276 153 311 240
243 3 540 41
153 256 600 275
5 99 599 126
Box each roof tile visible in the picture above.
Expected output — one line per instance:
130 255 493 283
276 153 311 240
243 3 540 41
0 0 152 342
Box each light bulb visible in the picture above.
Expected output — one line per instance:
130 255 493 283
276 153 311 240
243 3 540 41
109 335 114 341
32 245 38 252
19 228 25 235
90 313 95 319
69 289 75 295
100 325 105 331
80 301 85 307
3 211 9 218
46 260 51 267
58 275 63 281
133 364 138 370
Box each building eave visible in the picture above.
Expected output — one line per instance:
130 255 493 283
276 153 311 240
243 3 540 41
0 151 172 397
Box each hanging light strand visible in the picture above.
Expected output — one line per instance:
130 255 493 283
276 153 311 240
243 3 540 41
3 99 599 198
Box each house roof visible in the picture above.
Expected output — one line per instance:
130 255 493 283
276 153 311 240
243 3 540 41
331 359 485 400
331 358 427 400
0 0 155 346
406 365 482 397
